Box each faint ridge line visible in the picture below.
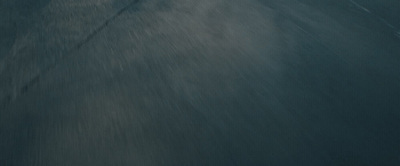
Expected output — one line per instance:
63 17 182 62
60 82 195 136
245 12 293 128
72 0 140 51
348 0 400 39
1 0 140 109
349 0 370 13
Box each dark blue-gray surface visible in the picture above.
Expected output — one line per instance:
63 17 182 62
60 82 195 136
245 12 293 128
1 0 399 165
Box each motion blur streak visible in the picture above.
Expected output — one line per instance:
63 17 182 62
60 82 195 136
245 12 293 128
1 0 399 165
